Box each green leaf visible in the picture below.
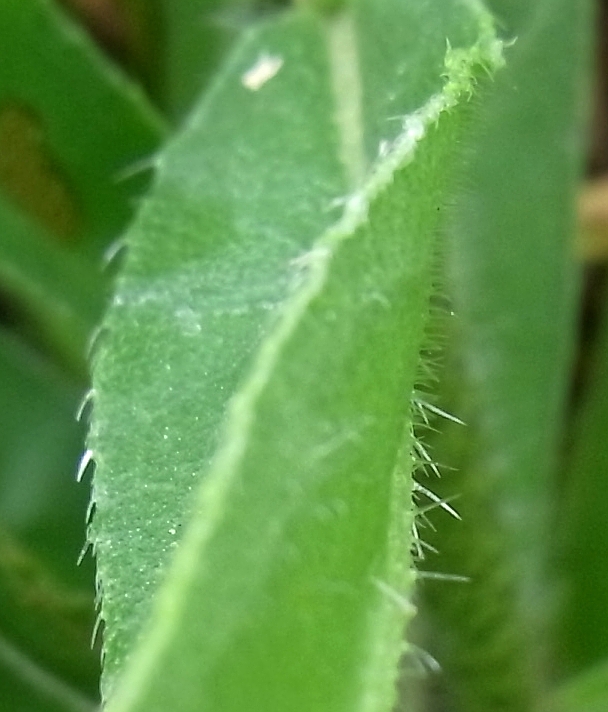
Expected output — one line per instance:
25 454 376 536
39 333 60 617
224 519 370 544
448 0 591 582
0 329 99 703
89 1 503 708
0 197 104 380
0 633 96 712
416 0 593 709
0 0 164 253
0 0 165 371
557 293 608 676
551 659 608 712
156 0 244 119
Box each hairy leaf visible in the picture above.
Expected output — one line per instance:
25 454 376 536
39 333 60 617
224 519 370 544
90 1 503 709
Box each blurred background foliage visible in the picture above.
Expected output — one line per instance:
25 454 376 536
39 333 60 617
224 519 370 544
0 0 604 710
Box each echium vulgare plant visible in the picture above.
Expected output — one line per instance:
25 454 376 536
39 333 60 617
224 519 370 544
0 0 595 711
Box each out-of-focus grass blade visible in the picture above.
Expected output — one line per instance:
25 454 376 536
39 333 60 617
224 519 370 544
0 197 104 380
0 0 164 371
551 659 608 712
417 0 593 709
0 633 97 712
157 0 286 119
0 0 164 254
0 329 100 704
557 296 608 677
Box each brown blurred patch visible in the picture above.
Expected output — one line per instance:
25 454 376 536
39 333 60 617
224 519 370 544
0 104 81 242
579 177 608 260
58 0 163 105
60 0 128 55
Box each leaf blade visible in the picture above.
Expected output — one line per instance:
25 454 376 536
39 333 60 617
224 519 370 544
90 3 503 709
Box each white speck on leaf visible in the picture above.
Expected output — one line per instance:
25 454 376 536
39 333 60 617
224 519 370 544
174 306 202 336
378 140 390 157
241 54 283 91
